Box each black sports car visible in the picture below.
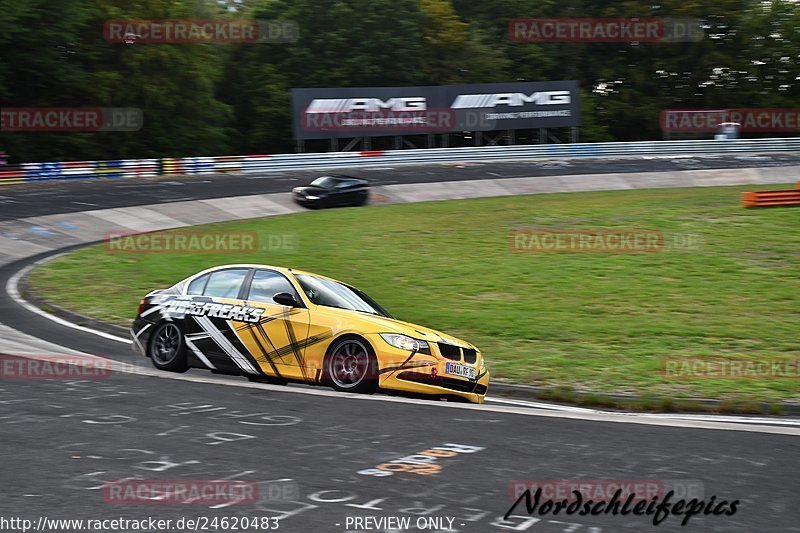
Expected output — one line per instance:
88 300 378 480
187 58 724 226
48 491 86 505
292 175 369 208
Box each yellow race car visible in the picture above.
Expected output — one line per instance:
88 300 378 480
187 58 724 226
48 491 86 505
131 264 489 403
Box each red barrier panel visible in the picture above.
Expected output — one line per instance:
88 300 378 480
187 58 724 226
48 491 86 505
742 189 800 208
0 167 25 185
0 170 25 179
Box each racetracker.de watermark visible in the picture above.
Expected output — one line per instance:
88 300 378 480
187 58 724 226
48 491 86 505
509 229 703 253
0 355 112 379
661 108 800 133
104 480 259 505
105 230 298 254
509 479 705 502
661 357 800 379
1 108 142 132
301 109 496 134
509 18 703 42
104 19 298 43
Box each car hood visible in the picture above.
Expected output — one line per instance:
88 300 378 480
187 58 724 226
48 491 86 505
356 313 475 350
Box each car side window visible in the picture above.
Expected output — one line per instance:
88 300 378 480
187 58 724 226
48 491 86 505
202 269 248 299
187 274 209 295
247 270 298 305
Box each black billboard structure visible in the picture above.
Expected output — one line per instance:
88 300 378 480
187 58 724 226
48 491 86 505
291 81 580 151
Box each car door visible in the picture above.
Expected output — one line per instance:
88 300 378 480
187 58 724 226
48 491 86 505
237 269 312 381
342 180 368 205
182 267 255 374
332 180 356 205
344 181 363 205
354 181 369 204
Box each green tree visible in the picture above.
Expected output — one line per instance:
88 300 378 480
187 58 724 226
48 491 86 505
222 0 424 153
420 0 509 84
1 0 234 161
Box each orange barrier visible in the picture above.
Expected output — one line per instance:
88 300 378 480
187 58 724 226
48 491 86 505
742 182 800 207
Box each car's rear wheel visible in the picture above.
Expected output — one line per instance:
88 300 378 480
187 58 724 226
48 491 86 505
326 336 377 393
148 322 188 373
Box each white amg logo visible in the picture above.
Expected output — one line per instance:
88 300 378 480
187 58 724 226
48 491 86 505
451 91 571 108
305 97 427 113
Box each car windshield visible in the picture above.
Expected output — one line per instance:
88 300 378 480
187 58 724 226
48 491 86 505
295 274 391 318
310 176 339 188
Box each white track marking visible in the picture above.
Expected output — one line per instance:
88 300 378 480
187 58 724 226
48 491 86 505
641 413 800 427
484 396 603 413
485 397 800 426
6 261 800 432
3 351 798 436
6 256 131 344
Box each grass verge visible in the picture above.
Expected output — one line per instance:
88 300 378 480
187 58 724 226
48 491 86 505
27 184 800 403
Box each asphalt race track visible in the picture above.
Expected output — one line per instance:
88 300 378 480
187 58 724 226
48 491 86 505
1 353 798 533
2 152 800 221
1 156 799 532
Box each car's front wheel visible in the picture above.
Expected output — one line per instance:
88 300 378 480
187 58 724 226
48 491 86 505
148 322 188 373
326 336 377 393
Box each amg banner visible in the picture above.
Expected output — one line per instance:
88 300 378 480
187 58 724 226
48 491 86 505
291 81 580 140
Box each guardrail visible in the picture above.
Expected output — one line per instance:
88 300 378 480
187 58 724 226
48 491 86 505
0 159 158 185
1 138 798 185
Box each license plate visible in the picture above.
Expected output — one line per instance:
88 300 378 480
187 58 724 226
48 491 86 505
445 362 476 380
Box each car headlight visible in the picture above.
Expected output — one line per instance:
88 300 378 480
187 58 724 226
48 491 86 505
380 333 429 353
305 195 320 200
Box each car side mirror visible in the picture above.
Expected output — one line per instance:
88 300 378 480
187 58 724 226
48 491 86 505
273 292 299 307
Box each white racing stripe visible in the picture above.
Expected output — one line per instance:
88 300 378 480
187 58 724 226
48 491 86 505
6 259 800 430
130 323 152 353
139 304 165 319
2 351 799 436
5 256 250 374
185 336 217 370
194 315 258 374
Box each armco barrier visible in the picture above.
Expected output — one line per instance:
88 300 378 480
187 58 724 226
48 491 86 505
234 138 800 173
0 159 158 185
161 155 269 175
0 165 26 185
1 138 799 184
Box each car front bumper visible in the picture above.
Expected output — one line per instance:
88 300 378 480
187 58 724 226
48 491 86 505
380 368 490 404
367 338 490 404
293 195 323 207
